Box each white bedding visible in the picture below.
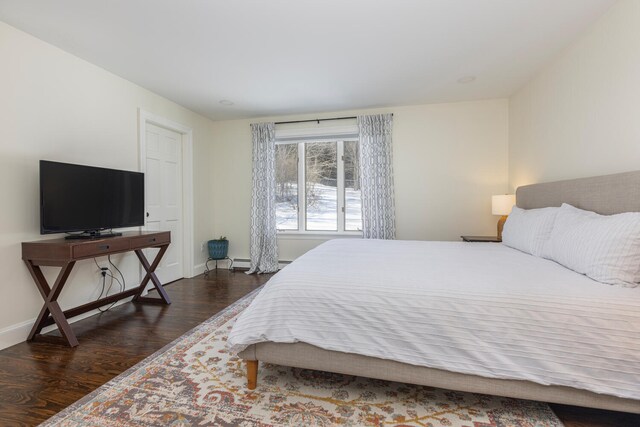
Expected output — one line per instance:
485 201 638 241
228 239 640 400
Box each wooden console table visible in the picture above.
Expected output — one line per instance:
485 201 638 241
22 231 171 347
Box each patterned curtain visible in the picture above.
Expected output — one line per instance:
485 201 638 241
358 114 396 239
247 122 279 273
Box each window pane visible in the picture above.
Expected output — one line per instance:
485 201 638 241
305 142 337 231
275 143 298 230
344 140 362 231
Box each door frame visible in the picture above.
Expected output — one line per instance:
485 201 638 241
138 108 195 278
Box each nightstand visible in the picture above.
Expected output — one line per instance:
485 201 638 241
461 235 501 243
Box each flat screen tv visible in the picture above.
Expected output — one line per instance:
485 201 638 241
40 160 144 238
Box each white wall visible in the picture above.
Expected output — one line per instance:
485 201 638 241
0 22 215 348
509 0 640 190
0 19 511 349
210 100 509 261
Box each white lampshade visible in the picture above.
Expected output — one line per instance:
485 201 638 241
492 194 516 216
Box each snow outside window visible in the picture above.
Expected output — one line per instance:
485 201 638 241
275 139 362 234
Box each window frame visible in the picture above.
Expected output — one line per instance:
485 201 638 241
276 138 362 237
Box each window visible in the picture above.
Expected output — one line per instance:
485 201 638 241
276 139 362 234
275 144 299 230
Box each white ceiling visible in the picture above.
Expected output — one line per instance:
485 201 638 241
0 0 615 120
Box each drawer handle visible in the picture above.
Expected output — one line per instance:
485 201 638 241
99 245 110 250
149 238 156 243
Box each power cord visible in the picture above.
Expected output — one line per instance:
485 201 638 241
94 257 125 312
108 255 126 289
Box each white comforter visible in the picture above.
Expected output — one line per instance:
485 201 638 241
228 239 640 400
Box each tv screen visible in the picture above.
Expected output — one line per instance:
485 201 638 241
40 160 145 235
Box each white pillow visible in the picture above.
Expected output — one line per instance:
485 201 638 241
501 206 559 256
542 203 640 287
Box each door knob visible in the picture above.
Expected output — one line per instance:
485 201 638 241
146 212 150 218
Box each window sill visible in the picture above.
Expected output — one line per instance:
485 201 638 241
277 231 363 240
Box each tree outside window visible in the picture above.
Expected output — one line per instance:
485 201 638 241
275 140 362 233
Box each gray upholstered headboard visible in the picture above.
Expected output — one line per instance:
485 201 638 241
516 171 640 215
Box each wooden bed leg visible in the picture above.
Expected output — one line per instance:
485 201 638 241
246 360 258 390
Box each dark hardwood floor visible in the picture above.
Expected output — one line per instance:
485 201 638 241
0 270 637 426
0 270 267 426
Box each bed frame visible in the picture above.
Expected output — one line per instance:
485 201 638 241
239 171 640 414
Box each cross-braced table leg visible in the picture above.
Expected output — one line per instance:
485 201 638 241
24 260 78 347
133 245 171 304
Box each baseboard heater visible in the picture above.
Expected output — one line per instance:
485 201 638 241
231 258 291 270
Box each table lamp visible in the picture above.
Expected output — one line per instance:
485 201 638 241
492 194 516 241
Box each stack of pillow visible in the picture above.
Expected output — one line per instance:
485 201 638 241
501 203 640 288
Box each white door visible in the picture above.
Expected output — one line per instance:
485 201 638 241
144 123 183 284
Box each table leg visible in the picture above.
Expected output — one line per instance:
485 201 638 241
133 245 171 304
24 260 79 347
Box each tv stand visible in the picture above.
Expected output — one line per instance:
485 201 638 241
65 230 123 240
22 231 171 347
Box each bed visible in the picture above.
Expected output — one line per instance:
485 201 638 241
229 171 640 414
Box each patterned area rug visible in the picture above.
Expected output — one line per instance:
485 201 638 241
42 288 564 427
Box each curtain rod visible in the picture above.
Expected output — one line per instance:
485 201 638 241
275 116 356 125
275 114 392 126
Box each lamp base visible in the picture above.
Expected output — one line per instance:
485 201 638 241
497 215 508 241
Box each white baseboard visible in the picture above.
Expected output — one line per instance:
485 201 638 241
0 319 35 350
192 263 205 276
0 296 135 351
